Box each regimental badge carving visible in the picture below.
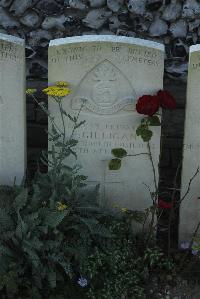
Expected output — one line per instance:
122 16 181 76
71 60 136 115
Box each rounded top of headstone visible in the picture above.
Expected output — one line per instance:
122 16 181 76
49 35 164 51
190 44 200 53
0 33 25 46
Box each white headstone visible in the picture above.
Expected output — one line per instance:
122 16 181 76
0 34 26 185
180 44 200 242
49 35 164 211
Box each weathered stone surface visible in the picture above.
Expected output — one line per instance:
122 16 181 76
146 0 162 11
188 19 200 32
116 29 136 37
0 28 7 34
107 0 124 12
169 19 188 38
10 0 38 16
127 0 146 15
109 15 121 32
180 44 200 242
0 0 13 7
172 39 188 58
83 8 112 29
69 0 88 10
28 29 52 47
20 10 40 28
35 0 62 15
182 0 200 19
133 16 151 33
25 45 36 58
98 29 113 35
0 7 19 28
42 15 69 31
0 33 26 185
165 61 188 81
162 0 182 22
28 60 47 78
149 16 168 36
89 0 106 8
49 35 164 213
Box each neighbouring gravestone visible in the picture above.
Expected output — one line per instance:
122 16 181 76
0 33 26 185
180 45 200 242
48 35 164 212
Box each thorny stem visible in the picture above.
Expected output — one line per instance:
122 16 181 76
167 166 199 256
178 167 199 205
147 141 158 193
167 162 181 257
126 153 150 157
144 142 158 247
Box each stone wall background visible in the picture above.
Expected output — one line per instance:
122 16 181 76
0 0 197 194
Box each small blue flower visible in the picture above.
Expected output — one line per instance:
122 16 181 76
77 277 88 287
192 242 199 256
192 249 199 256
180 241 199 255
180 241 190 250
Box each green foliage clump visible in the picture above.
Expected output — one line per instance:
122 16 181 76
0 174 114 298
82 215 174 299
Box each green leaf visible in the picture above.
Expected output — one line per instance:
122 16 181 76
0 209 14 232
141 129 153 142
148 115 161 126
111 148 127 158
136 124 147 136
42 210 68 228
13 188 28 212
15 217 28 240
109 159 122 170
47 269 56 288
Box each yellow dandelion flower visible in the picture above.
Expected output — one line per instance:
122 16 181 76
56 81 69 87
43 86 71 97
57 201 68 211
121 208 128 213
26 88 37 95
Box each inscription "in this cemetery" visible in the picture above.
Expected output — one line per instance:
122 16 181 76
0 42 22 62
50 43 162 67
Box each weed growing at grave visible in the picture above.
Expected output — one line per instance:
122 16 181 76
83 213 174 299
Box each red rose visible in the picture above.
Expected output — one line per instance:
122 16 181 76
157 199 173 209
136 95 160 116
157 90 176 110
